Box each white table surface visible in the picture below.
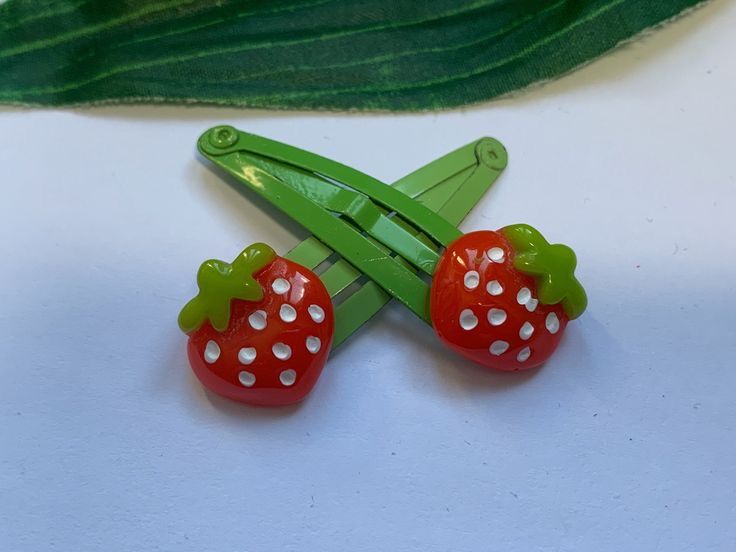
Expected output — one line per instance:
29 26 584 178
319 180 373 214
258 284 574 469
2 2 735 550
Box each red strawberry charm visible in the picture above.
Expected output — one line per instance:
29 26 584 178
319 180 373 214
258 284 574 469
430 224 586 371
178 243 334 406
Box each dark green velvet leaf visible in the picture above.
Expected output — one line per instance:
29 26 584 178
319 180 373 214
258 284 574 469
0 0 706 111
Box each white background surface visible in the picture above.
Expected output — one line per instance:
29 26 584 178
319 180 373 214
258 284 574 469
2 2 735 550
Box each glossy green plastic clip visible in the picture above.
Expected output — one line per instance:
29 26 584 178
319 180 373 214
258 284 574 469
197 125 508 348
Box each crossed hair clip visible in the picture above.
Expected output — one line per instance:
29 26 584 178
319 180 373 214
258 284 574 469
179 126 586 407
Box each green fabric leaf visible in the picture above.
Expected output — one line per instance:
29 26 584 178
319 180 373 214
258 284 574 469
0 0 706 111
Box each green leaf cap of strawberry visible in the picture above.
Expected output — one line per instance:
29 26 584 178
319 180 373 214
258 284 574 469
501 224 587 320
178 243 277 334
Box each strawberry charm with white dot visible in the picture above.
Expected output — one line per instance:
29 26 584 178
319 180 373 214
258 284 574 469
178 243 334 406
430 224 587 371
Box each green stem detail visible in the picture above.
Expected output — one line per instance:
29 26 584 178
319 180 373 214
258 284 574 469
178 242 276 333
501 224 587 320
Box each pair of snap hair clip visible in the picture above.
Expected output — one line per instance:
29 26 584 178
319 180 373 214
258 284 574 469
179 126 587 407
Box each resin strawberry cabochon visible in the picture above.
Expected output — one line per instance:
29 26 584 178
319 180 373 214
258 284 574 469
430 226 585 372
179 244 334 406
180 126 587 406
